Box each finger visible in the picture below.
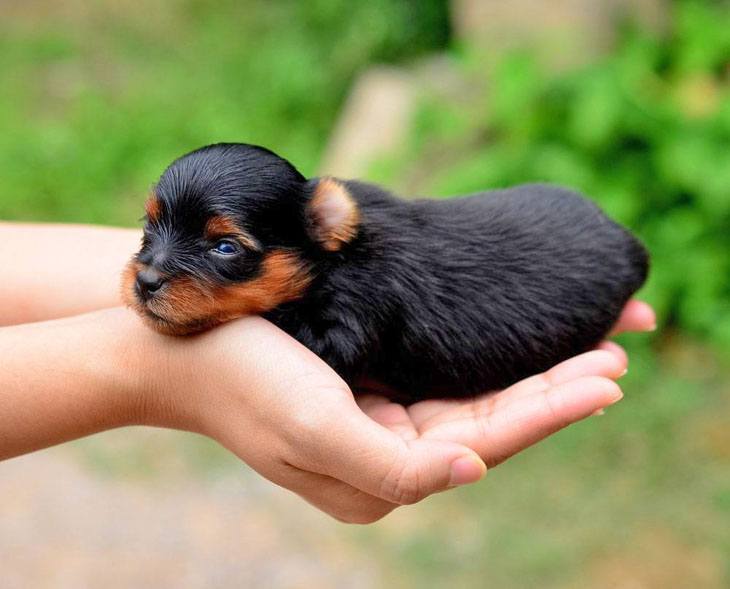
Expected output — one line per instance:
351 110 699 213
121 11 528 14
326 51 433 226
357 395 420 441
286 397 487 505
610 300 656 335
595 340 627 365
409 304 639 429
422 376 623 467
407 398 463 430
492 348 627 405
410 349 626 432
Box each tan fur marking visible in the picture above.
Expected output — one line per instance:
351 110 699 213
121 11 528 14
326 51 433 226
144 193 162 223
121 258 206 334
212 250 311 317
152 276 214 332
309 177 360 252
205 215 260 251
121 250 311 335
120 259 142 310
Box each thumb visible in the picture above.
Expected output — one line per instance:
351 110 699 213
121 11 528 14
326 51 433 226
304 403 487 505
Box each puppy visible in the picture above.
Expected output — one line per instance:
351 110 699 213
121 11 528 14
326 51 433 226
122 143 649 403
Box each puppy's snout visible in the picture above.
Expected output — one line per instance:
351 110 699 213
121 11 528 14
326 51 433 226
135 268 167 301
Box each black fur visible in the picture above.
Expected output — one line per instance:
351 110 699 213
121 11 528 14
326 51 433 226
133 143 649 403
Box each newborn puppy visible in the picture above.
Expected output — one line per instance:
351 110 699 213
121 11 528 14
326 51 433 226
122 143 649 403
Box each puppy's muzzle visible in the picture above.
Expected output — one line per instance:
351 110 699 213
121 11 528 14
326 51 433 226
135 268 167 302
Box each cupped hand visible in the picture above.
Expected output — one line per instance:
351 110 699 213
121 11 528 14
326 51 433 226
150 300 654 524
358 299 656 468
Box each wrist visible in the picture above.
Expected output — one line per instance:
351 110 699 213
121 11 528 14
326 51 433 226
99 308 203 432
0 307 212 461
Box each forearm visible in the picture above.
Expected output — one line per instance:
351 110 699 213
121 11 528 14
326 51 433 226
0 308 162 460
0 223 140 325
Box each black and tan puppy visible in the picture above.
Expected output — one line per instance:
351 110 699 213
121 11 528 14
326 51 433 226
122 143 649 403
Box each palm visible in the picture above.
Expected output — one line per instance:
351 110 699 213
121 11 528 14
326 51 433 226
357 300 654 468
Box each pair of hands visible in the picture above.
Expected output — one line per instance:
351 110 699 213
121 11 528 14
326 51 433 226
135 300 654 524
0 224 654 523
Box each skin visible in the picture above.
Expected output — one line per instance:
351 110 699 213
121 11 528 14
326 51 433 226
0 222 655 523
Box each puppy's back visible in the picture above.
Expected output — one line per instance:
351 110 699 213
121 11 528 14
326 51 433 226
373 184 648 399
416 183 647 294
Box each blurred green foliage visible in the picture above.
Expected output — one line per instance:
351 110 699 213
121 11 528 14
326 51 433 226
0 0 448 225
384 0 730 351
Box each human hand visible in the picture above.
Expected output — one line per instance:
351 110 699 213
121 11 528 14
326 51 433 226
357 300 656 473
141 300 654 523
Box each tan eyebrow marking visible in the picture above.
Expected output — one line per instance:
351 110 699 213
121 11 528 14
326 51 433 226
144 193 162 223
204 215 261 251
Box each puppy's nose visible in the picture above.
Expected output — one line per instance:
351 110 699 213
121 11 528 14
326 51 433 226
135 269 166 301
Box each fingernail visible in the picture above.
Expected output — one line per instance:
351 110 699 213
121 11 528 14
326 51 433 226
592 408 606 416
449 455 487 487
619 368 628 377
609 389 624 404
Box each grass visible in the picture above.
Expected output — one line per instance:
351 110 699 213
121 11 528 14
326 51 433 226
2 2 728 587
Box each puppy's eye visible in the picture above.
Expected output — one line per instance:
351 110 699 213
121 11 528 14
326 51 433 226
210 239 240 256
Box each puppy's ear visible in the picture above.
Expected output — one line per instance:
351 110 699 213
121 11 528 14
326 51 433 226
144 191 162 223
306 177 359 252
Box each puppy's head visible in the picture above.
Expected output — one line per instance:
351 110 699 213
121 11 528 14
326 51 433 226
122 143 360 335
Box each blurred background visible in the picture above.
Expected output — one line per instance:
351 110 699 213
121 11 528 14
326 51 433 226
0 0 728 587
